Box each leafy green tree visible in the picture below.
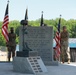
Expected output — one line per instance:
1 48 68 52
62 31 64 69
0 18 76 46
0 29 6 46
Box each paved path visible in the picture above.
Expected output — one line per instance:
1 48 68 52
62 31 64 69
0 62 76 75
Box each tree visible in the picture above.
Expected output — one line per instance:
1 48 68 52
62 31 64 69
0 18 76 46
0 29 6 46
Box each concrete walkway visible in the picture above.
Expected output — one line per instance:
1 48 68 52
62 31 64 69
0 62 76 75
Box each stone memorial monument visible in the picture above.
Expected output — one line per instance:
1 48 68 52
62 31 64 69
13 20 48 74
18 26 58 66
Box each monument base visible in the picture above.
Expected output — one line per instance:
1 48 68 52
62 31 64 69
16 51 29 57
43 61 59 66
13 57 47 74
16 51 38 57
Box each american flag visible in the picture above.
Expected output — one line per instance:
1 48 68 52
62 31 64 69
55 17 61 59
2 3 9 42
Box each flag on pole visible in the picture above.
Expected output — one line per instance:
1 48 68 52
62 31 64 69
54 15 61 59
40 11 44 26
2 2 9 42
25 8 28 25
25 8 28 21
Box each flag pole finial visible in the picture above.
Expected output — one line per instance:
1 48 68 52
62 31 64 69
60 14 62 18
42 11 43 14
7 0 9 3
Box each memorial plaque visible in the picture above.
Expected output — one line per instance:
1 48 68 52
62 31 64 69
19 26 55 65
13 56 47 74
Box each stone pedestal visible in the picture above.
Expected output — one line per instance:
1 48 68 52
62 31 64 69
16 51 38 57
16 51 29 57
13 56 47 74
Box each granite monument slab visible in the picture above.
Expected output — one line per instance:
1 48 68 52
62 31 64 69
19 26 58 65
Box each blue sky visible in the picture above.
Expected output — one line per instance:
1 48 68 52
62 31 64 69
0 0 76 21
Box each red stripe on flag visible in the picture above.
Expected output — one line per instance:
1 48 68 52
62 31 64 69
55 32 61 59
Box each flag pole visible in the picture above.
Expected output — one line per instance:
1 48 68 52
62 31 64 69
60 14 62 30
59 14 61 62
